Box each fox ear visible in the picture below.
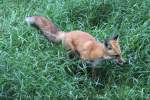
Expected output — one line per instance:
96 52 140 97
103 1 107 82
112 35 119 40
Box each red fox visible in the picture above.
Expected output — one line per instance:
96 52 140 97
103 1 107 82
26 16 126 78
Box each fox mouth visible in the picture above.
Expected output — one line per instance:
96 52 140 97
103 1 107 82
114 55 127 65
115 59 124 65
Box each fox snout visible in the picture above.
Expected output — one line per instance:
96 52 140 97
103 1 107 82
114 55 127 65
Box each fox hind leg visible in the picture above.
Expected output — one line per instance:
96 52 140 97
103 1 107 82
64 38 75 51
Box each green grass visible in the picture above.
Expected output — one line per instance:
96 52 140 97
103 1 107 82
0 0 150 99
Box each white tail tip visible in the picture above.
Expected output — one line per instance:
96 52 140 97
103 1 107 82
25 16 34 25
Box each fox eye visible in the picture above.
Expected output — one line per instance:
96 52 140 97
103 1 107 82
104 40 112 49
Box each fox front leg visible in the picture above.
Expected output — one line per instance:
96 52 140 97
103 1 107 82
91 59 102 80
92 68 96 80
84 59 102 79
91 60 98 79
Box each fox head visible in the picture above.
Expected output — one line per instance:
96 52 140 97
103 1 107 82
104 35 125 65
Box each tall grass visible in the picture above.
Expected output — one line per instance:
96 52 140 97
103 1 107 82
0 0 150 99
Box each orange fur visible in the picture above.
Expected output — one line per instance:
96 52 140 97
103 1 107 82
26 16 125 78
64 31 105 60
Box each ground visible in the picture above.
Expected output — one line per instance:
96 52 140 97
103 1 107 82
0 0 150 99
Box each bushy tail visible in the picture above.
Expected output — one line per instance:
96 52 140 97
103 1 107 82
26 16 65 42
